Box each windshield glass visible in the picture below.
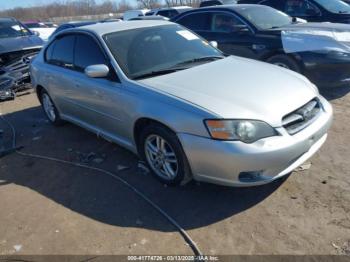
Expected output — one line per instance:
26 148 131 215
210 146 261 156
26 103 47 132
236 5 292 30
314 0 350 14
104 24 223 79
0 19 32 39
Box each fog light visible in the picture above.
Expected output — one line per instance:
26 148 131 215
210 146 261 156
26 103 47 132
239 171 263 182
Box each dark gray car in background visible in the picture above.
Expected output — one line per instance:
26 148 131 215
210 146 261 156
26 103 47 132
0 17 43 100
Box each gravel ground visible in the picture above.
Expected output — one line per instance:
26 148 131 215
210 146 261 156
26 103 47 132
0 86 349 256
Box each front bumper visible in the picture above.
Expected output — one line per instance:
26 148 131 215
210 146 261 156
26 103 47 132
178 97 333 187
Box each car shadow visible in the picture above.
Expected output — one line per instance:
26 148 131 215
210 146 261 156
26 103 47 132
0 105 286 232
318 85 350 101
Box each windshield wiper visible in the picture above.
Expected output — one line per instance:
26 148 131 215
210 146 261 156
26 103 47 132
339 10 349 14
174 56 224 66
132 56 224 80
132 68 185 80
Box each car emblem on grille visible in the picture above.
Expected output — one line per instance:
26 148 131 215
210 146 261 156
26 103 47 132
296 101 317 120
22 57 31 65
299 109 311 120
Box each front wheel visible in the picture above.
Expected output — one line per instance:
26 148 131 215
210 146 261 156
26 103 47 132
266 55 301 73
139 124 192 186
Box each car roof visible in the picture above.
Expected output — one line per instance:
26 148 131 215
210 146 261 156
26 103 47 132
130 16 169 20
78 20 173 36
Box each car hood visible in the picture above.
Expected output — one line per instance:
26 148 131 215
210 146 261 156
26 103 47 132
138 56 317 127
268 22 350 53
0 35 43 55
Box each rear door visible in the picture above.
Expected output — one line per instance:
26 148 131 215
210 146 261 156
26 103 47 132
44 34 77 115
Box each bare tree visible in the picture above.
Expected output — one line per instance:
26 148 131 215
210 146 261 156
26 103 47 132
118 0 134 12
0 0 125 21
136 0 161 9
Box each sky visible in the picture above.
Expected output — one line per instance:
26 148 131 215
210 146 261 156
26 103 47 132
0 0 112 11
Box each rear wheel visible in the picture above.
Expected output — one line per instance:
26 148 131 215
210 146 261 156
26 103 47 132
40 90 64 126
139 124 192 186
266 55 301 73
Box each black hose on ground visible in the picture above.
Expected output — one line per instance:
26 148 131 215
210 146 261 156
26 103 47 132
0 114 203 256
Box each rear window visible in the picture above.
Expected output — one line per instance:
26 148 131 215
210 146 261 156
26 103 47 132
176 13 212 31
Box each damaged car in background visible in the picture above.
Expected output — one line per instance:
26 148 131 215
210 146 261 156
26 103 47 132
0 17 43 101
173 4 350 87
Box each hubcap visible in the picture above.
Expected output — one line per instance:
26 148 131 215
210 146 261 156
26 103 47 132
145 134 178 180
42 93 56 122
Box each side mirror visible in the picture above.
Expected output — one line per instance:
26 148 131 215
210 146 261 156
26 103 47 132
209 41 218 48
85 64 110 78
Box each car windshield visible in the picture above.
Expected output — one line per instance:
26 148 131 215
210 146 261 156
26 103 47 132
314 0 350 14
0 20 32 39
236 6 293 30
104 24 223 79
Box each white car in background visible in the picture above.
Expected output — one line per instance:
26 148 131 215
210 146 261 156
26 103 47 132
24 22 56 41
123 9 150 20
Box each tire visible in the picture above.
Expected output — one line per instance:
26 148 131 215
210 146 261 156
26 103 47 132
40 89 64 126
266 55 301 73
139 124 192 186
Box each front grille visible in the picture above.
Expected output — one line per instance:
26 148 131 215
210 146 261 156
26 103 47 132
282 98 321 135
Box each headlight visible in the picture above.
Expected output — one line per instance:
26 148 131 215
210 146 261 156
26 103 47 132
204 119 278 143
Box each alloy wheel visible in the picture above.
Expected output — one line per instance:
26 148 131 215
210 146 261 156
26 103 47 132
144 134 178 180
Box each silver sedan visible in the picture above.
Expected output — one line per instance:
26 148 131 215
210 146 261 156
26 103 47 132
30 21 333 187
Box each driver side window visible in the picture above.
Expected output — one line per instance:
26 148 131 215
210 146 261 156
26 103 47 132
211 13 245 33
284 0 320 16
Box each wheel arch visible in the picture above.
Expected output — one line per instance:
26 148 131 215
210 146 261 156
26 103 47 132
263 52 305 73
133 117 177 154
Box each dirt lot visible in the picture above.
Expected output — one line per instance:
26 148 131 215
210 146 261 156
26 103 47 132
0 86 349 256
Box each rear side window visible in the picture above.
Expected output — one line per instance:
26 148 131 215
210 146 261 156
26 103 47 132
157 10 170 17
158 9 179 18
176 13 212 31
167 10 180 18
50 35 75 67
74 35 107 71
